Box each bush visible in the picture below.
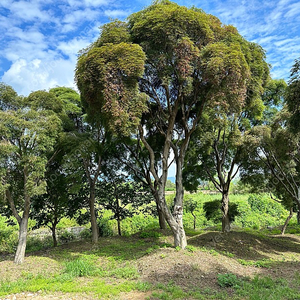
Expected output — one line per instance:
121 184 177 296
203 199 239 223
98 218 113 237
79 228 92 239
217 273 242 288
0 216 18 253
26 235 53 252
58 230 75 244
121 214 159 236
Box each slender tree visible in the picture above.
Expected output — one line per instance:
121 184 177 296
0 93 61 263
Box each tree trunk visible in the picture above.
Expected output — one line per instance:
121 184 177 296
116 199 122 236
52 227 58 247
221 191 230 233
154 194 167 230
117 219 122 236
89 184 99 243
281 207 293 235
157 186 187 249
297 210 300 225
14 217 29 264
172 158 187 249
191 212 196 230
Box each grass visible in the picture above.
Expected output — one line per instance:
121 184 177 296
1 231 300 299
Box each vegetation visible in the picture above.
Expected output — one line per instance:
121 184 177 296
0 0 300 298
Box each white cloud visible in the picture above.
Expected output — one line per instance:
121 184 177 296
104 9 131 19
2 57 77 96
57 38 92 57
3 0 54 23
285 2 300 18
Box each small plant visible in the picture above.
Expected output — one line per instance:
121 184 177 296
185 245 197 253
217 273 242 288
175 246 181 252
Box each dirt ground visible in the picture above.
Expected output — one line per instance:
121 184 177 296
1 230 300 299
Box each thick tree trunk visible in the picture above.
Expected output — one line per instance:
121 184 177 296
221 191 230 233
297 210 300 225
89 185 99 243
281 207 293 235
14 217 29 264
157 188 187 248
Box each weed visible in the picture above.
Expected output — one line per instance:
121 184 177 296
185 245 197 253
221 251 235 258
217 273 242 288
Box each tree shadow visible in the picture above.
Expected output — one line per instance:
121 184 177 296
188 230 300 261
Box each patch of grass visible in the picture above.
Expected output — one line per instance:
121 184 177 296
101 262 139 279
221 251 235 258
92 238 151 260
140 230 161 239
64 258 98 277
0 275 139 298
236 276 300 300
152 282 228 300
145 245 160 254
237 258 273 268
200 246 219 256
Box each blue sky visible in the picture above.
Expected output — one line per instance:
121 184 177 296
0 0 300 96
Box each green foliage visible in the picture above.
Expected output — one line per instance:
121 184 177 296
286 57 300 133
64 258 97 277
203 199 239 223
0 216 18 253
0 82 22 111
58 230 75 244
237 258 273 268
75 41 147 135
165 180 176 191
26 236 53 252
98 217 114 237
140 230 161 239
217 273 242 288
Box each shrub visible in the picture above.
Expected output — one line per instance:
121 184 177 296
58 230 75 244
0 216 18 253
217 273 242 288
79 228 92 239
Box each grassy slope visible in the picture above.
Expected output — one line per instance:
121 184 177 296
1 229 300 300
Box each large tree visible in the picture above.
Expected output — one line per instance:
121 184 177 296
75 1 269 248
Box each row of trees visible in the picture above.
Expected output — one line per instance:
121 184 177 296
0 0 299 264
